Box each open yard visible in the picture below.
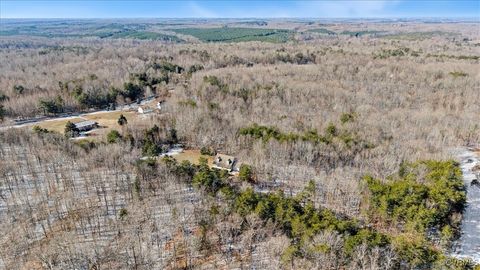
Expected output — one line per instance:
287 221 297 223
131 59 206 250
33 110 137 140
82 111 136 128
35 117 84 133
173 149 215 166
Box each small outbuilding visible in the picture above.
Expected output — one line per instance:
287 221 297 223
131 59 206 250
138 106 154 114
157 99 166 110
213 154 239 172
74 120 98 132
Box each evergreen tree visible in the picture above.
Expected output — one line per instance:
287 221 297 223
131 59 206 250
64 121 79 138
107 130 122 143
239 164 253 182
117 114 128 126
0 104 5 121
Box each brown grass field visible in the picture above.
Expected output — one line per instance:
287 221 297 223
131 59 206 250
35 110 137 140
173 149 214 166
35 117 84 133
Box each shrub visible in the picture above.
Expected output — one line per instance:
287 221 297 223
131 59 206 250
178 99 197 107
175 160 196 178
325 123 337 137
203 75 228 92
168 128 178 144
200 146 215 156
239 122 370 149
238 164 253 182
235 188 260 216
72 86 118 109
142 140 160 156
122 82 144 101
449 71 468 78
13 84 25 95
119 208 128 219
392 234 438 268
117 114 128 126
39 96 64 115
32 125 50 134
0 92 9 102
131 71 169 87
188 64 204 74
192 158 227 195
0 104 5 121
64 121 79 138
340 112 356 124
74 139 97 152
293 52 315 64
107 129 122 143
151 61 183 74
124 133 135 147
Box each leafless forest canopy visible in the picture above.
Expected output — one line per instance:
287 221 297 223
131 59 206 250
0 19 479 269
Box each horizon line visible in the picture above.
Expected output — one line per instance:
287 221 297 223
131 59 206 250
2 16 478 20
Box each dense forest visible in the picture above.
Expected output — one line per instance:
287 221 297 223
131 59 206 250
0 19 479 269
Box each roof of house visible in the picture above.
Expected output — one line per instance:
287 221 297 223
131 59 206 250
138 106 154 113
75 120 98 128
213 154 237 169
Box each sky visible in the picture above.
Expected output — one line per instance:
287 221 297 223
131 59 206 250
1 1 479 19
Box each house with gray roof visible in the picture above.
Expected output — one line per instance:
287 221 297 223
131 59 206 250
212 154 240 172
74 120 98 132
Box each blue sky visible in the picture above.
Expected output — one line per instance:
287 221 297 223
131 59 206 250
1 1 479 18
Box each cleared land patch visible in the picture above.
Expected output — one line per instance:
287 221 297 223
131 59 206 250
382 31 459 40
102 31 183 41
307 28 336 35
170 27 292 43
174 149 214 166
82 111 136 127
0 23 183 42
33 110 136 138
340 30 385 36
35 117 84 134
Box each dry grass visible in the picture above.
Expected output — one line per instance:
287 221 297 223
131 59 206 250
174 149 214 165
83 111 137 140
35 111 137 142
83 111 136 127
35 117 84 133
